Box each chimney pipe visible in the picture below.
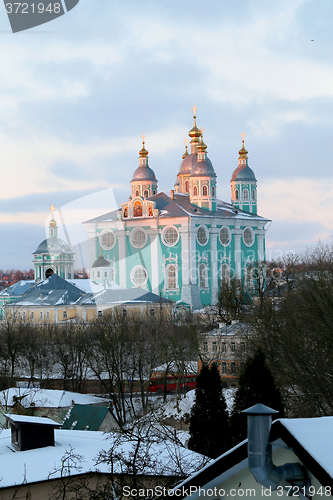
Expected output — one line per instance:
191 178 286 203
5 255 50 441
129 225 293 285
243 404 308 491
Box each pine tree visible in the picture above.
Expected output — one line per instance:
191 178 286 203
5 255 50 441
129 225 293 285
230 349 284 445
188 363 229 459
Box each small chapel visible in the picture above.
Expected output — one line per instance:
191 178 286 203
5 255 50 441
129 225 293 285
84 108 270 309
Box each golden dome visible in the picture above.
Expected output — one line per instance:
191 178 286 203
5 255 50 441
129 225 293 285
197 135 207 152
139 141 149 157
238 140 248 159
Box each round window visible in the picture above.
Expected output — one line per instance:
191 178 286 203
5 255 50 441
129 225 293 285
162 226 179 247
99 230 116 250
130 228 147 249
131 265 148 286
219 226 231 246
243 227 254 247
197 225 209 246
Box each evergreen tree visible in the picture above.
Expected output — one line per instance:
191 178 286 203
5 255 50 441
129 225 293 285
188 363 229 459
230 349 284 445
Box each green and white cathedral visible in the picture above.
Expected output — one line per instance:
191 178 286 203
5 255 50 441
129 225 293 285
84 112 270 309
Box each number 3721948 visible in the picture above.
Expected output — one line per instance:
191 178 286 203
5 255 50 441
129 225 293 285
5 3 62 14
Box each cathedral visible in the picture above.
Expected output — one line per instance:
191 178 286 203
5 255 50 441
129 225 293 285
84 110 270 309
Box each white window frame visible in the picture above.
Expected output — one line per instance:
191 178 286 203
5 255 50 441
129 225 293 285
161 225 179 248
219 226 231 247
198 263 209 288
130 227 147 249
196 225 209 246
130 265 148 287
164 263 179 290
243 226 255 247
99 229 116 250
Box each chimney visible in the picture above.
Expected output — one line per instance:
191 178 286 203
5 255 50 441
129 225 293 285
170 190 174 200
243 404 308 490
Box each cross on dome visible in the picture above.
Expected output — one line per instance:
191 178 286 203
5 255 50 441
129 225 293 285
240 131 246 142
50 204 55 217
191 105 198 117
141 132 146 144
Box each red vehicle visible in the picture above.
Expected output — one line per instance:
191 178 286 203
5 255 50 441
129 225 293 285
149 374 197 393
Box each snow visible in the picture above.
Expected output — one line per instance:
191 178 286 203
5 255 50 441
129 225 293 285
0 388 110 409
279 417 333 477
67 279 122 293
0 428 206 488
5 414 60 426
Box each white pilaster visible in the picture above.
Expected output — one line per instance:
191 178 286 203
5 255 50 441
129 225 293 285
210 223 219 302
234 232 242 279
117 229 127 288
147 226 160 295
180 224 190 286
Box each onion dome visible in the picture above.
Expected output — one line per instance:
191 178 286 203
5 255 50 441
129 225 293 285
131 140 158 182
231 139 257 182
178 153 198 175
182 143 189 159
191 157 216 177
190 135 216 178
92 250 110 269
231 165 257 181
33 238 72 255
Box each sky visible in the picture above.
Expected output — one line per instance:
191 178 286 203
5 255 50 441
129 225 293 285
0 0 332 270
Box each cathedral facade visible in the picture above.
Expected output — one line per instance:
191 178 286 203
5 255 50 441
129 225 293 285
84 112 269 309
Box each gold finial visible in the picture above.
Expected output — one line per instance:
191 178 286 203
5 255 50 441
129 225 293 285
139 134 148 158
99 247 103 257
200 127 205 135
239 131 248 158
191 105 198 117
182 138 189 159
49 204 57 227
50 204 55 217
188 108 201 141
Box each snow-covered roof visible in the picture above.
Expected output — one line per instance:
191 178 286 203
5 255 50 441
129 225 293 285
0 388 110 409
0 428 205 488
175 415 333 495
5 414 61 426
66 278 122 293
278 417 333 477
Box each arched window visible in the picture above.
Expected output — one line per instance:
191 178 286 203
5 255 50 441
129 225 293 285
133 201 142 217
235 189 239 200
97 271 100 278
144 190 149 198
252 189 256 200
135 190 140 197
199 264 208 288
245 265 253 288
243 189 249 199
193 186 198 196
185 180 189 193
153 189 156 195
211 185 216 197
166 264 177 289
220 264 230 283
202 185 208 196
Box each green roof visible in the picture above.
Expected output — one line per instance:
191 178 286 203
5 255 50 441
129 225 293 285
61 404 111 431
